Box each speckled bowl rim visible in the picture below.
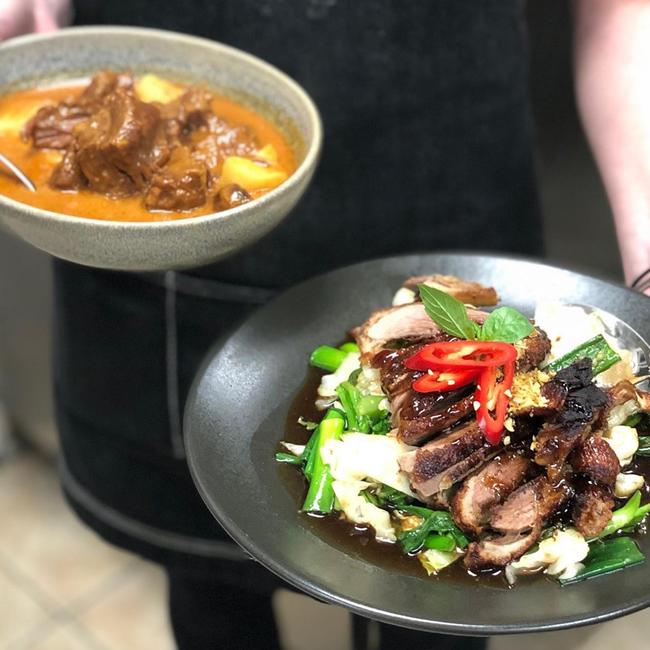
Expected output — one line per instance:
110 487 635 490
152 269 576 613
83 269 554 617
0 26 323 231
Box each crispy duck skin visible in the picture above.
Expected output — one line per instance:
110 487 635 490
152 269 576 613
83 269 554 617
569 435 620 487
533 359 609 474
397 391 476 445
398 422 502 498
607 380 650 413
534 421 592 474
451 452 534 536
515 328 551 372
401 274 499 306
464 476 573 571
572 482 615 538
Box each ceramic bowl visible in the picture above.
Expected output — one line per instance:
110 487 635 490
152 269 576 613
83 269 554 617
0 26 322 271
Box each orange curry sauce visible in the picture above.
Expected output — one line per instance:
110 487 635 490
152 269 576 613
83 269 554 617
0 81 295 222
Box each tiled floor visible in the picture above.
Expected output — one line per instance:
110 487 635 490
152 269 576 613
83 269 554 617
0 451 173 650
3 449 650 650
0 449 353 650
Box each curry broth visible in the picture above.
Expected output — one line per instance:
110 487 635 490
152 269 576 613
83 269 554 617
0 80 296 222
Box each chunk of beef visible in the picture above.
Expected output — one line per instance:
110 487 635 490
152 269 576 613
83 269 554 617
465 476 573 571
23 71 133 150
49 149 84 190
80 70 133 104
213 184 252 211
570 435 620 487
144 146 207 211
402 274 499 306
397 390 475 445
75 89 163 197
451 452 534 536
399 421 499 497
572 482 615 538
203 116 258 157
351 302 487 360
23 103 91 150
161 88 213 137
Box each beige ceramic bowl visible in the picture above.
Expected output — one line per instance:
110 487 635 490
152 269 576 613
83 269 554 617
0 27 322 271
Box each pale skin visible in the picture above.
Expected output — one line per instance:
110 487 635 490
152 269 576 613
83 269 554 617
574 0 650 293
0 0 648 293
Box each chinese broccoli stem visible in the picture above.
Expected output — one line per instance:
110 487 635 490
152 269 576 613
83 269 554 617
423 534 457 552
559 537 645 585
357 395 385 417
597 491 642 539
309 345 349 372
545 334 621 376
339 342 360 353
301 411 344 514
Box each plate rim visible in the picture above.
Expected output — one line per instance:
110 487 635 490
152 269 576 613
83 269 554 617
185 251 650 635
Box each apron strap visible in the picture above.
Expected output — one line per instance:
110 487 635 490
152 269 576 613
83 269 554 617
136 272 278 305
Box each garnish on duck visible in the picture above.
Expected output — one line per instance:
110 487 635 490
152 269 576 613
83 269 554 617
277 274 650 585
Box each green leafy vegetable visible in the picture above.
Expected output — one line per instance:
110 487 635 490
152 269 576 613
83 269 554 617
370 415 392 435
417 284 532 343
370 485 414 509
545 334 621 376
418 284 480 340
397 505 468 553
335 381 390 435
559 537 645 585
637 436 650 458
479 306 534 343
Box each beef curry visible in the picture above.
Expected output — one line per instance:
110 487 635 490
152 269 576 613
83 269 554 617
0 71 295 221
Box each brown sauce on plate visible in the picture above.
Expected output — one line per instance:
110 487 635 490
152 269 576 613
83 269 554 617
279 367 650 588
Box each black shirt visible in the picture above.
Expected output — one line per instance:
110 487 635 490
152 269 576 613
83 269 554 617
56 0 542 569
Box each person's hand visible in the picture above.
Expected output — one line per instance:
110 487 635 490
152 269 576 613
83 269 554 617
0 0 71 41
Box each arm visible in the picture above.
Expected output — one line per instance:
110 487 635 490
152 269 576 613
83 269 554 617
573 0 650 293
0 0 71 41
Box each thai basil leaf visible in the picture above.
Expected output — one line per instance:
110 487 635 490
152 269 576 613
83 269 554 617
418 284 479 340
479 306 534 343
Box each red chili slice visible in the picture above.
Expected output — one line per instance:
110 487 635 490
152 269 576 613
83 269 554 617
405 341 517 372
407 340 518 444
475 360 515 445
411 368 480 393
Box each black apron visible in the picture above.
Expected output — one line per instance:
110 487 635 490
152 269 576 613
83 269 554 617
56 0 542 578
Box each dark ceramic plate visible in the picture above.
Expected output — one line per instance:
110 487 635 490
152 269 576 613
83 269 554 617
185 253 650 635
